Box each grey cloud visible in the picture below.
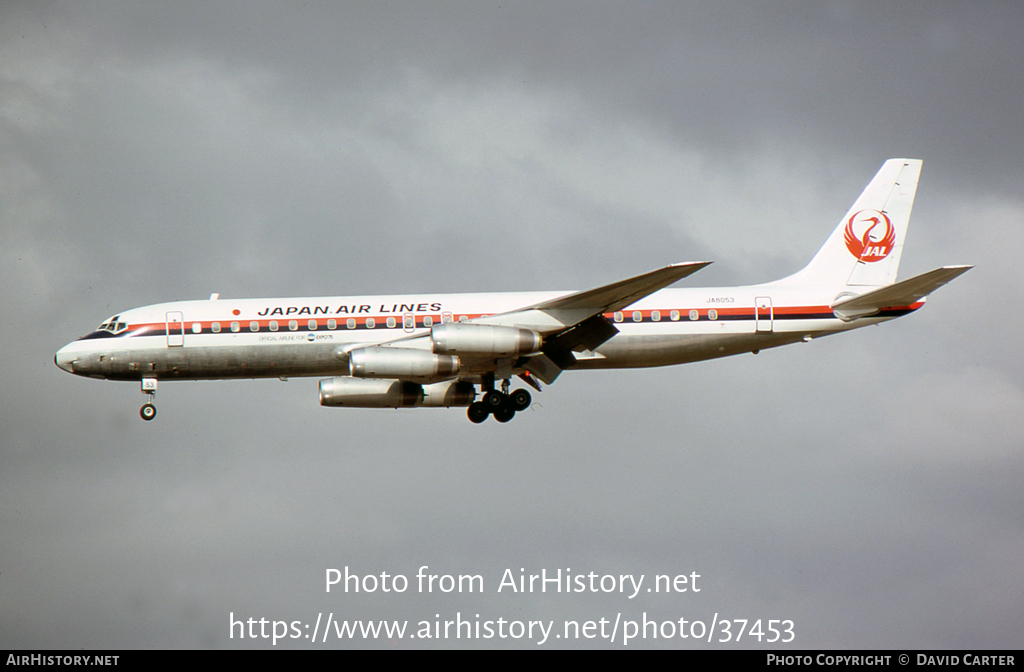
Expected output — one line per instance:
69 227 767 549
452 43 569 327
1 1 1021 649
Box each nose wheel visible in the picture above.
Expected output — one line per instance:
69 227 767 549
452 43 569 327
139 378 158 421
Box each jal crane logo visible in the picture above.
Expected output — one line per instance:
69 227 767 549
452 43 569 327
844 209 895 263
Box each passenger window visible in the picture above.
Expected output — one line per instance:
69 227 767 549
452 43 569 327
689 310 699 321
403 314 415 329
308 319 317 330
632 311 642 322
651 310 661 322
269 321 279 331
670 310 680 321
230 322 240 332
423 316 433 327
191 323 201 334
709 309 718 320
288 320 298 331
347 318 356 329
327 319 337 330
459 315 469 323
212 322 221 333
386 317 396 328
250 321 259 332
614 312 623 323
366 318 376 329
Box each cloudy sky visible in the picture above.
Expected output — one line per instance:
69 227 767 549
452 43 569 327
2 1 1022 649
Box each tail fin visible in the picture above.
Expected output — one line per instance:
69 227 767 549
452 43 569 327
781 158 922 287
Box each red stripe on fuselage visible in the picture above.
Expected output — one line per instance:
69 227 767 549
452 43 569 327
116 301 923 337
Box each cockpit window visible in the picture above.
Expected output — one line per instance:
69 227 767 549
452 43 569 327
96 316 129 334
81 316 130 340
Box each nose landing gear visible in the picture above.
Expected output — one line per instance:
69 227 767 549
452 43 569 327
139 378 157 421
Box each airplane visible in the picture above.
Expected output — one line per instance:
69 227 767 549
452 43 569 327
54 158 970 424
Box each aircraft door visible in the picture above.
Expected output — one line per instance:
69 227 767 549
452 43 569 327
166 311 184 347
755 297 773 333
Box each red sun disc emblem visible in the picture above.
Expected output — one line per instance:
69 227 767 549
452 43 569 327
844 209 895 263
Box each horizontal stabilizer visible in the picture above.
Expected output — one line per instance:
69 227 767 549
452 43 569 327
832 265 972 320
531 261 711 325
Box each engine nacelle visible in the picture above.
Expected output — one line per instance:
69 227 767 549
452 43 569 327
319 378 475 408
421 381 476 407
430 323 542 357
319 378 424 408
348 346 459 381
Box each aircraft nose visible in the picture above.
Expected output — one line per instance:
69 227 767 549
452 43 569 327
55 345 77 373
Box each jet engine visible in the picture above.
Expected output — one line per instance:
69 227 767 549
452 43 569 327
348 346 459 381
430 323 542 357
319 378 474 408
320 378 423 407
421 380 476 407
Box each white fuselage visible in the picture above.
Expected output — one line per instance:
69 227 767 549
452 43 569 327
54 282 919 383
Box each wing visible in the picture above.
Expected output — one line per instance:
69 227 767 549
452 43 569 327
481 261 712 383
339 262 712 386
479 261 711 332
529 261 712 323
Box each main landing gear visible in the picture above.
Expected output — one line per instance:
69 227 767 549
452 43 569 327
139 378 157 421
467 379 532 424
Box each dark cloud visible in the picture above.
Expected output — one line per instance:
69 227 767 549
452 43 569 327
17 2 1021 189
